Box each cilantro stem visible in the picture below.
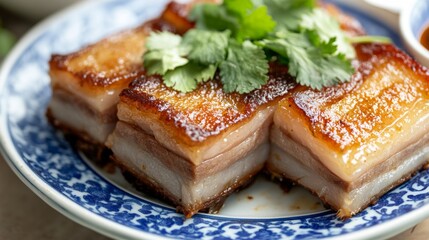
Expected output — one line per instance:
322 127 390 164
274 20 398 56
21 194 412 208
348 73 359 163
348 35 391 44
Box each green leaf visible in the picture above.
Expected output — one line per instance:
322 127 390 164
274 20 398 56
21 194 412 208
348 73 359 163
0 28 15 57
194 64 217 83
143 32 189 75
259 30 354 90
224 0 254 16
191 0 275 41
264 0 315 30
300 9 355 58
164 63 217 92
190 4 240 33
182 29 229 65
235 5 276 41
220 40 269 93
144 48 189 75
146 31 182 50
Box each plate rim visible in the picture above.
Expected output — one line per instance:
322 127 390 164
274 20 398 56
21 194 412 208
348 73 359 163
0 0 429 239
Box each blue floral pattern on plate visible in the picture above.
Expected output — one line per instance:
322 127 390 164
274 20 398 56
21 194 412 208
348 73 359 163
1 0 429 239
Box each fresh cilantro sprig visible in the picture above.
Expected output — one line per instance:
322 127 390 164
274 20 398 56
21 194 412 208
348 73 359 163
258 30 353 89
300 9 356 59
143 0 389 93
143 29 269 93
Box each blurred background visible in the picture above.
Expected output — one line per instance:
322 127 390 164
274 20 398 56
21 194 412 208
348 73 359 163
0 0 83 61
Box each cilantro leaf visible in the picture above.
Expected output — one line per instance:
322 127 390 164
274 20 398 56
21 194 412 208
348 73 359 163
224 0 254 16
259 30 354 89
193 64 217 83
191 0 275 42
146 31 181 50
143 32 189 75
164 63 217 92
235 5 276 41
144 48 189 75
220 40 269 93
190 4 240 33
264 0 315 30
182 29 229 65
300 9 355 58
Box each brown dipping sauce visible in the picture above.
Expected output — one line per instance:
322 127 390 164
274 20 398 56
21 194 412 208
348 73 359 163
421 24 429 50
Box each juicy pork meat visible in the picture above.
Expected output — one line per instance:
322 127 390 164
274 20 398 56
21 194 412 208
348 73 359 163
267 43 429 218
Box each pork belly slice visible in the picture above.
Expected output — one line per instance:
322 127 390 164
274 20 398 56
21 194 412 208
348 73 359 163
107 121 269 217
107 67 294 216
117 71 295 165
47 2 196 152
268 43 429 218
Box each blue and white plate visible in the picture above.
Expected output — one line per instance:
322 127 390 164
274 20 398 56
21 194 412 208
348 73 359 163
1 0 428 239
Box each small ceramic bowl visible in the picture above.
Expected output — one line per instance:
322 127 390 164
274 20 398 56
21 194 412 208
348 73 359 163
400 0 429 68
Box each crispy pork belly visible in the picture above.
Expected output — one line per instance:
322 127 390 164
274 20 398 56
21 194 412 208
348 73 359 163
47 22 152 142
47 2 199 156
268 43 429 218
106 71 295 216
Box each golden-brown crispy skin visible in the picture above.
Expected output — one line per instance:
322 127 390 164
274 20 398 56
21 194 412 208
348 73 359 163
119 65 296 146
49 27 147 89
277 43 429 179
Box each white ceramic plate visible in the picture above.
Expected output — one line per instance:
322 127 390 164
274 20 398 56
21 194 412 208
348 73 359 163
1 0 429 239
